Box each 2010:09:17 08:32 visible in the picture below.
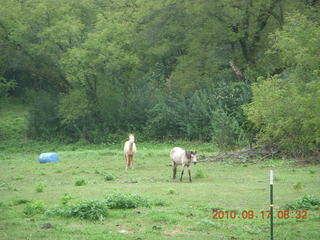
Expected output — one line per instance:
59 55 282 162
212 210 308 220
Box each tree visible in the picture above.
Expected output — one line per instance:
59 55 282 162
245 13 320 155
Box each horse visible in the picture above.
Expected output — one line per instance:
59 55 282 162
124 134 137 170
170 147 197 182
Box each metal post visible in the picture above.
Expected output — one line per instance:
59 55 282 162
270 170 274 240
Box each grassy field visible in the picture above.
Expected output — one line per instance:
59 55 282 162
0 104 320 240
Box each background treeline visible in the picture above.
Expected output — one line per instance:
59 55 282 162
1 0 319 156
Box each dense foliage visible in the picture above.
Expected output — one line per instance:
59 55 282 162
244 13 320 156
1 0 319 154
284 195 320 210
48 200 109 221
104 192 149 209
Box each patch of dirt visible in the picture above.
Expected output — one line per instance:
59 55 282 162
198 147 279 163
163 226 192 237
118 229 135 234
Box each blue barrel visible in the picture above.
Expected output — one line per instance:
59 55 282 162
39 153 60 163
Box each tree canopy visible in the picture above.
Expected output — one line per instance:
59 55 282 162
1 0 319 155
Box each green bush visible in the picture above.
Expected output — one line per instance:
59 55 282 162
49 200 108 221
104 192 149 209
23 201 46 216
167 188 176 195
13 199 31 205
61 193 72 205
152 199 167 207
284 195 320 210
104 173 116 181
24 80 251 148
245 75 320 155
0 77 16 106
35 182 45 192
126 178 138 183
244 14 320 156
27 91 61 140
211 107 246 152
75 179 86 186
145 83 251 147
293 182 303 191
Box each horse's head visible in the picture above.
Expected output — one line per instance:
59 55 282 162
128 134 135 143
191 151 197 164
186 150 198 164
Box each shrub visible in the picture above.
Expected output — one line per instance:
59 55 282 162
245 76 320 156
14 176 24 180
49 200 108 221
23 201 46 216
293 182 303 191
144 82 251 144
211 107 246 152
284 195 320 210
104 192 149 209
13 199 31 205
309 170 315 174
27 91 61 140
75 179 86 186
126 178 138 183
244 14 320 156
61 193 72 205
152 199 167 207
35 182 45 193
104 173 116 181
168 188 176 195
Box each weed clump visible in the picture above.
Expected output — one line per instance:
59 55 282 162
35 182 45 192
24 201 46 216
293 182 303 190
104 173 116 181
126 178 138 183
152 199 167 207
14 176 24 180
104 192 149 209
168 188 176 195
13 199 31 205
75 179 86 186
61 193 72 205
48 200 108 221
309 169 315 174
284 195 320 210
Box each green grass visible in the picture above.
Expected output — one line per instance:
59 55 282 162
0 102 320 239
1 143 319 240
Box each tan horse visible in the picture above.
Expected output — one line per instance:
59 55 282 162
124 134 137 170
170 147 197 182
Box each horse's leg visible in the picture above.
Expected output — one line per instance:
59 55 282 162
125 154 128 171
127 155 131 169
131 155 134 169
188 166 192 183
172 163 177 179
180 164 185 182
129 155 133 169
